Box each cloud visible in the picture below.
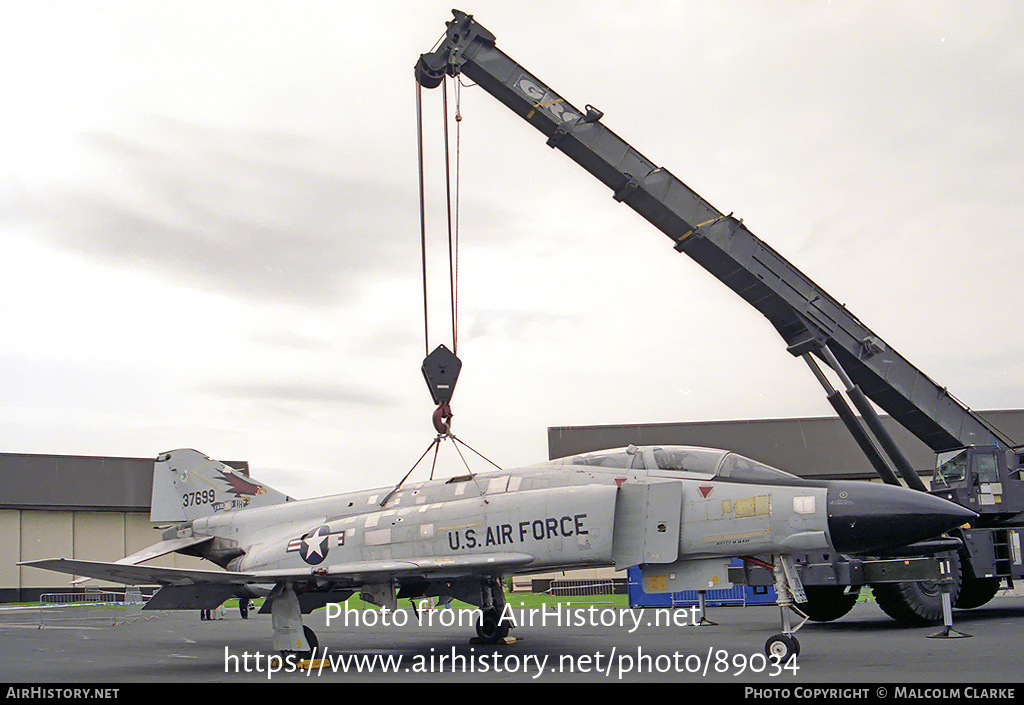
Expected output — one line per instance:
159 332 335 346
9 120 423 307
1 2 1022 487
205 379 396 408
464 309 580 341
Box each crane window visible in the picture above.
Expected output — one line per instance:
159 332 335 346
934 450 968 486
973 454 999 484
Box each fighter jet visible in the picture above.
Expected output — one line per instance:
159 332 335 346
21 444 974 660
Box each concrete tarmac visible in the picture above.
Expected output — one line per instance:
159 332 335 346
1 595 1023 685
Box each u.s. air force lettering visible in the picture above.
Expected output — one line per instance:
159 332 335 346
447 514 589 550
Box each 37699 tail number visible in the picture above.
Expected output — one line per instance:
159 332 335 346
183 490 215 507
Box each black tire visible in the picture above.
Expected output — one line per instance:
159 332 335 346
765 634 800 662
872 554 962 625
475 609 510 644
800 585 859 622
303 625 319 653
955 575 1000 609
280 625 319 661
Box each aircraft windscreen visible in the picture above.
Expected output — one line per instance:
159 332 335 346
649 448 725 475
555 447 791 480
715 453 798 482
562 450 639 469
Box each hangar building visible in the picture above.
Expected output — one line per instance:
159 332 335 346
3 452 248 602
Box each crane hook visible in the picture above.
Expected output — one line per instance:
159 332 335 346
433 403 453 435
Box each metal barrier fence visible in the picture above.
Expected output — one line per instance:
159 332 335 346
543 579 617 605
39 590 123 607
35 589 156 628
124 587 146 604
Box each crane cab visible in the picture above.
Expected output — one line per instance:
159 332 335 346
932 446 1024 519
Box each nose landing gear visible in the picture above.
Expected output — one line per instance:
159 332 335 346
764 555 807 663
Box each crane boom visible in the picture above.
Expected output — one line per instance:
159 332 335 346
416 10 1013 456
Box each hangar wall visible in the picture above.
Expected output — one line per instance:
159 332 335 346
6 509 205 600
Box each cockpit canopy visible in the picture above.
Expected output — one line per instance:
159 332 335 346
549 445 798 483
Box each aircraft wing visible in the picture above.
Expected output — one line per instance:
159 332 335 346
21 551 536 588
312 552 536 582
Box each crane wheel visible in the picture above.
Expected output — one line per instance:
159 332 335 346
955 575 1000 609
800 585 860 622
872 553 962 625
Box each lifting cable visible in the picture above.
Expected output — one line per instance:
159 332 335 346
417 77 460 436
442 77 459 357
384 75 500 507
415 80 460 360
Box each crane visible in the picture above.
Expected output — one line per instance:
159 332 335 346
415 9 1023 626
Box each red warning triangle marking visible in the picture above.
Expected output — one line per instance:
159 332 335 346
698 485 714 498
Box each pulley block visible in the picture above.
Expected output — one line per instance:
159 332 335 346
421 344 461 406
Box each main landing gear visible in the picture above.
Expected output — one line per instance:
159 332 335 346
269 582 319 660
473 577 514 644
475 608 511 643
266 577 518 656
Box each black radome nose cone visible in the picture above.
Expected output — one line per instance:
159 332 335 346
826 481 977 555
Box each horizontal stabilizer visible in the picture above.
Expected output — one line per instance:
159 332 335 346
116 535 215 564
19 558 257 586
70 536 214 585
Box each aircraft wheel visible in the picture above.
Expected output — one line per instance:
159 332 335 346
303 625 319 653
280 625 319 661
955 575 1000 609
765 634 799 662
800 585 859 622
475 609 510 644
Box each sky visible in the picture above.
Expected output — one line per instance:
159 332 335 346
2 1 1022 498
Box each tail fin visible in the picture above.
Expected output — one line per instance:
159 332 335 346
151 449 292 523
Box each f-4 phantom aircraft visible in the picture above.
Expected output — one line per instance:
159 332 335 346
22 444 974 660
